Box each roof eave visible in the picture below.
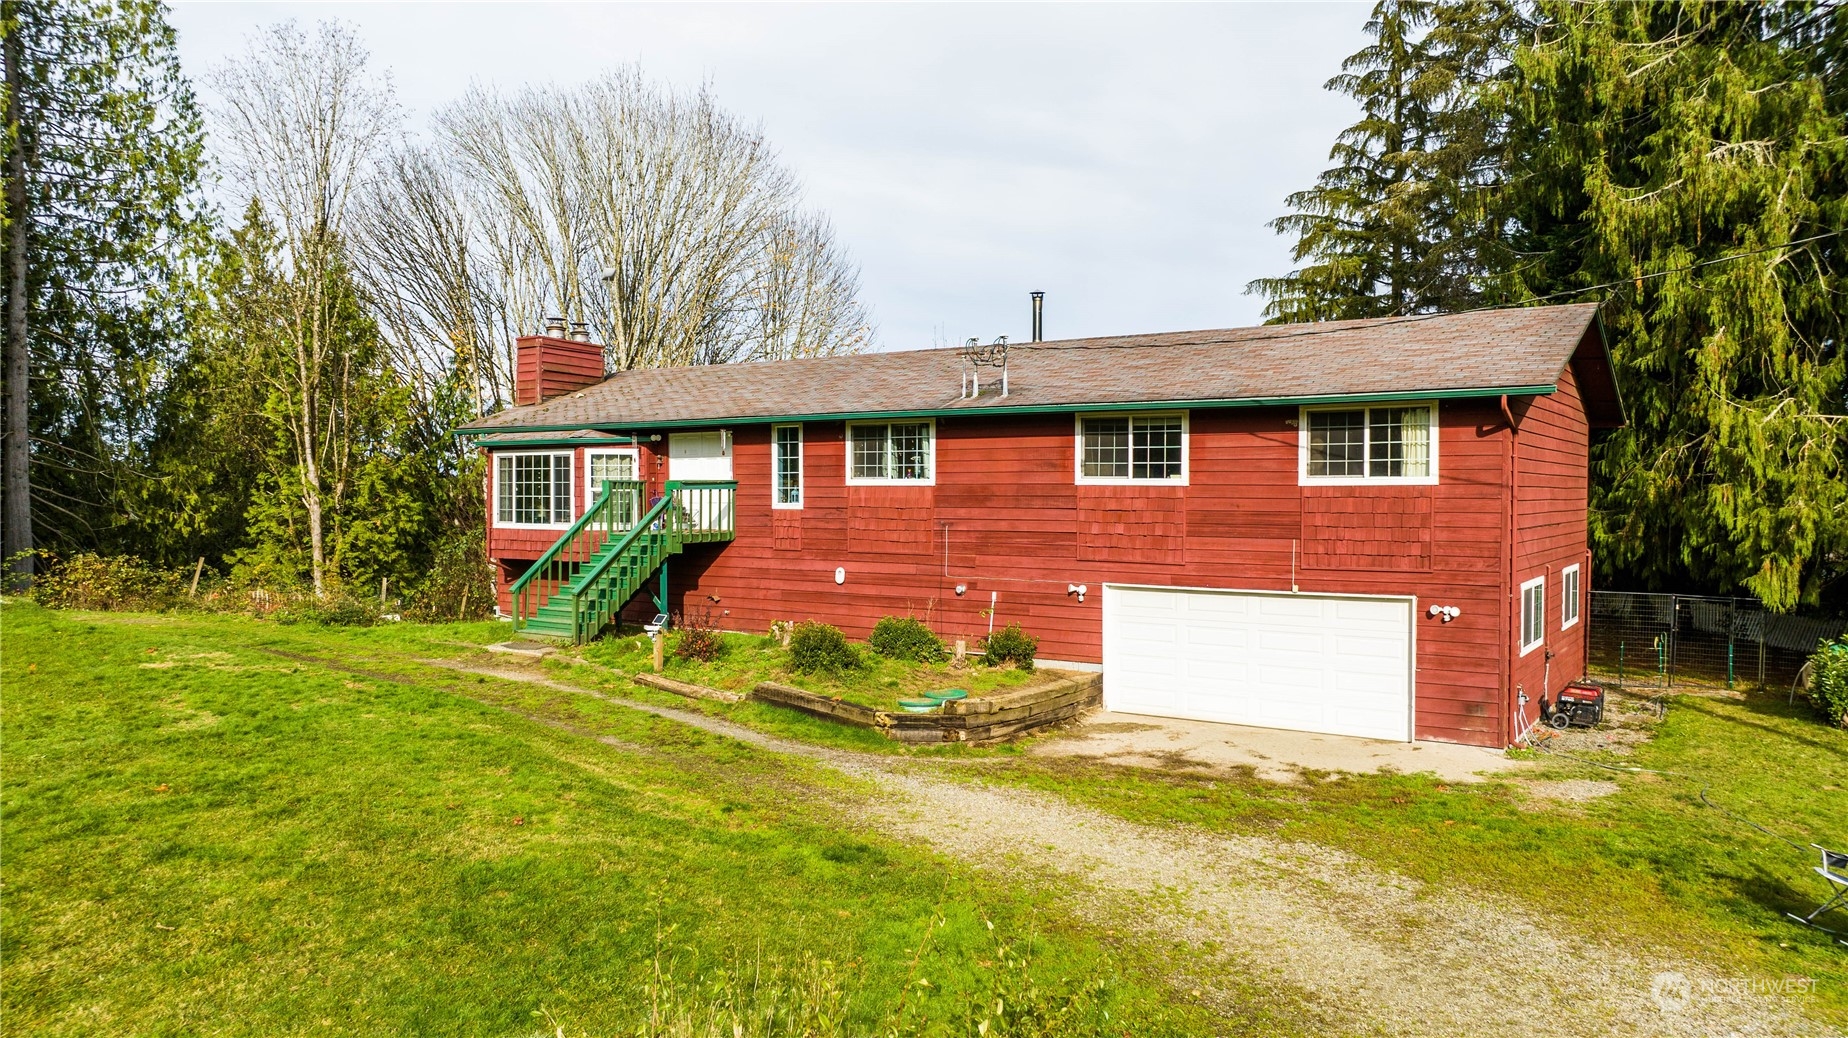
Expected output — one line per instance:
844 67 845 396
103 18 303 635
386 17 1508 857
452 384 1562 438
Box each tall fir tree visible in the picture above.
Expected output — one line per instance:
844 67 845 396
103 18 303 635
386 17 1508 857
1261 0 1846 611
1249 0 1512 321
1 0 209 580
1502 1 1846 611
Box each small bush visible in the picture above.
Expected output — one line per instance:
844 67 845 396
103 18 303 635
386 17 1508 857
788 620 862 674
982 622 1039 671
1809 637 1848 729
275 594 382 627
869 615 947 663
24 552 186 611
673 608 726 662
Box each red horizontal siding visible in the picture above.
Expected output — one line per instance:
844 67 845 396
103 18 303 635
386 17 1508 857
1509 364 1593 742
484 388 1598 749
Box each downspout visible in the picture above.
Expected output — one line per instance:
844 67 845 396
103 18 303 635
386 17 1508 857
1501 394 1520 746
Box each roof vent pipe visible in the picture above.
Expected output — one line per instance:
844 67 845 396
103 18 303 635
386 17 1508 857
544 315 567 338
568 321 591 343
1030 291 1044 343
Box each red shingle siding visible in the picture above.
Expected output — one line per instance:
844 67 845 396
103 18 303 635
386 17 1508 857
483 380 1604 749
1509 364 1592 741
484 403 1521 747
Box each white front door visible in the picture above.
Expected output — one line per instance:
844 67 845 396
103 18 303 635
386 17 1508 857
668 431 733 530
1102 585 1415 742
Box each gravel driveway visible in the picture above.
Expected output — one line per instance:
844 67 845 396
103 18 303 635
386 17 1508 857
434 660 1824 1038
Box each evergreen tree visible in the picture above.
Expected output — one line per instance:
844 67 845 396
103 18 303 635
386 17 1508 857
147 201 467 599
1502 1 1846 610
1 0 209 580
1249 0 1513 321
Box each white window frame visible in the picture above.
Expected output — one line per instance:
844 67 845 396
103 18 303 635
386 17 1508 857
1519 574 1546 656
492 451 575 529
583 447 642 523
1561 564 1581 630
1073 411 1190 486
844 418 936 486
771 423 803 509
1298 400 1440 486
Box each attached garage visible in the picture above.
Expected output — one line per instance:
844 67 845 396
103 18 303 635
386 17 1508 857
1102 585 1416 742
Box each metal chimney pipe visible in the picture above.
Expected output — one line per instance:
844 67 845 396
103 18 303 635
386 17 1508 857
544 315 567 338
568 320 591 343
1030 291 1044 342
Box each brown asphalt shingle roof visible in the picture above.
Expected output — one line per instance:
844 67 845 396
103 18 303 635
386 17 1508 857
459 303 1611 433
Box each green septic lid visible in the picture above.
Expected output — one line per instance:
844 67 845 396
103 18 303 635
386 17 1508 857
924 688 968 701
896 698 939 713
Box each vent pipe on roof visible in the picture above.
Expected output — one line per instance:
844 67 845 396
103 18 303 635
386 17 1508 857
544 315 567 338
568 320 591 343
1030 291 1044 343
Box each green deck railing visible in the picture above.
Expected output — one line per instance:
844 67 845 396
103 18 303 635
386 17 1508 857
512 479 736 644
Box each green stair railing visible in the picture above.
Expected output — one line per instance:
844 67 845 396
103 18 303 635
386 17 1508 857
509 478 646 631
513 479 736 643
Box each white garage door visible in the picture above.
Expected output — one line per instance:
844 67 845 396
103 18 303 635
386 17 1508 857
1103 585 1414 742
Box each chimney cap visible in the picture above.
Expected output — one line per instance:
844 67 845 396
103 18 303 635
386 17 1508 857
543 315 567 338
568 321 591 343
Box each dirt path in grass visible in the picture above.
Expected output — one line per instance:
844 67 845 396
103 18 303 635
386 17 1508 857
414 658 1819 1037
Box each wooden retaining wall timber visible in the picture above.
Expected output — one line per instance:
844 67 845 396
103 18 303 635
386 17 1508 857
633 672 745 703
750 673 1102 744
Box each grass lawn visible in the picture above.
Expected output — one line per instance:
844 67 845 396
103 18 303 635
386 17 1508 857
10 601 1844 1033
578 628 1042 712
972 687 1848 1027
1 602 1244 1037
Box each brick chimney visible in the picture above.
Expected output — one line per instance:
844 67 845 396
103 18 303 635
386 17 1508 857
514 316 606 405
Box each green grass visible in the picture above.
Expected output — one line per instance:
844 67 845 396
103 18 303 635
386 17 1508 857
968 687 1848 1027
579 628 1040 712
1 603 1255 1037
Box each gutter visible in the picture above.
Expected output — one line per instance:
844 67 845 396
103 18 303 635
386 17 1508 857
469 434 643 449
453 384 1562 438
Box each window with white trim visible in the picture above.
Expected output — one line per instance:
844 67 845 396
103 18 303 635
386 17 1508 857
1561 564 1581 630
495 452 573 526
1301 403 1436 483
585 448 640 527
1077 412 1187 483
847 421 933 483
772 424 803 507
1520 575 1546 655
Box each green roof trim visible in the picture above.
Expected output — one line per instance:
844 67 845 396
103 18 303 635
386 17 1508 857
470 434 641 449
454 384 1559 439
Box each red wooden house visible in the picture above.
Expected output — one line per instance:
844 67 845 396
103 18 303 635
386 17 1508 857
460 303 1623 748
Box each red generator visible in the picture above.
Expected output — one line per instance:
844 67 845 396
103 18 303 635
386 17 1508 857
1547 683 1606 730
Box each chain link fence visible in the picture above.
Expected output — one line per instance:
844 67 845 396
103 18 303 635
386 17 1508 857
1588 591 1845 691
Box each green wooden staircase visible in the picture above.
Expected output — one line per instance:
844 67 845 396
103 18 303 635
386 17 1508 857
510 480 736 643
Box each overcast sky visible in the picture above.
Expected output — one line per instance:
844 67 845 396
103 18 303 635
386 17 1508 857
170 3 1370 351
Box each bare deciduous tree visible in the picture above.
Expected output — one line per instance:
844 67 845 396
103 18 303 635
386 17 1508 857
349 147 506 413
425 68 870 392
209 20 399 595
